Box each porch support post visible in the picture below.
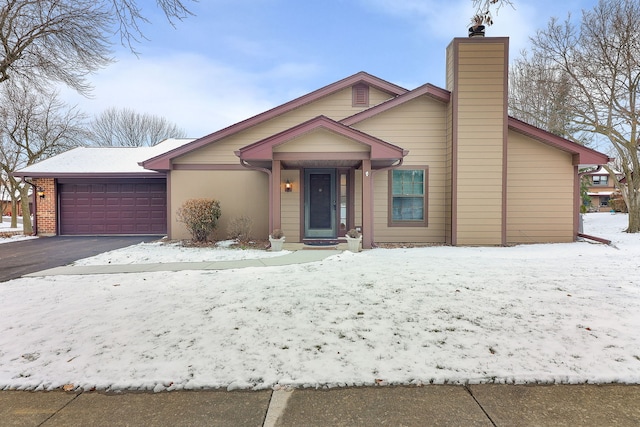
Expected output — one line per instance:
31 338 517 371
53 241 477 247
272 160 282 231
362 159 373 249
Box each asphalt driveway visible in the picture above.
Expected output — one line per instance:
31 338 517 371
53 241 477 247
0 236 161 282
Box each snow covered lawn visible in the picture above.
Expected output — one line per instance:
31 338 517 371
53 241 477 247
1 213 639 392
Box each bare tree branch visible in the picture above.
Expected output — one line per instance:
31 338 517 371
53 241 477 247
471 0 515 26
0 79 87 233
511 0 640 232
88 107 187 147
0 0 196 94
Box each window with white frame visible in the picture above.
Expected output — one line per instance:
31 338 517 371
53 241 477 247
592 175 608 186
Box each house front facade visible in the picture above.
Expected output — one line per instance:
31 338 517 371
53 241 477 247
582 166 623 212
17 37 610 247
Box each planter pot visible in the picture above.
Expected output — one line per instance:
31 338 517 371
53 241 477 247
345 235 362 252
269 236 285 251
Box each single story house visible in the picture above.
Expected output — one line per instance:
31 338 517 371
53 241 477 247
16 37 610 247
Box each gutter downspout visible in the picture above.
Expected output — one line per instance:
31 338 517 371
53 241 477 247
370 157 405 248
23 178 38 236
238 158 273 233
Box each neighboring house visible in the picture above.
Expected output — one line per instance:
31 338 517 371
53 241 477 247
582 166 623 212
1 184 30 217
16 37 610 247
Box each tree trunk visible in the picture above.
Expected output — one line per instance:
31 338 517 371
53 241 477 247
10 199 17 228
627 185 640 233
20 186 33 235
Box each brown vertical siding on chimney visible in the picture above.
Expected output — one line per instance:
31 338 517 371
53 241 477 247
446 37 509 246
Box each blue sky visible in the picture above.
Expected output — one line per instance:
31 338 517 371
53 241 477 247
61 0 598 138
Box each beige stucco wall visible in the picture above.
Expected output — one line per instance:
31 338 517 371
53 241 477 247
506 132 575 243
352 95 449 243
168 170 269 241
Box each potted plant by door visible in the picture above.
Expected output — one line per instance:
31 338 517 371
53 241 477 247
269 228 285 251
345 229 362 252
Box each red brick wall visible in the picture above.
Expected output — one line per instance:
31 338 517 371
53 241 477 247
34 178 57 236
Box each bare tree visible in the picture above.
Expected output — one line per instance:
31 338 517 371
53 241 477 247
0 80 87 232
88 107 187 147
519 0 640 232
471 0 515 26
509 50 594 145
0 0 194 94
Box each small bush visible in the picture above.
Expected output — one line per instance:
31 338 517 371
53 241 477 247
227 215 253 243
609 191 628 212
346 228 361 238
270 228 284 239
177 198 222 242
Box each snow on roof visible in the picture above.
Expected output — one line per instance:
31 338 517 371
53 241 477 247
16 138 195 175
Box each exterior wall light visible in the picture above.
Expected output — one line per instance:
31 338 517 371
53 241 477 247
284 179 292 192
37 187 45 199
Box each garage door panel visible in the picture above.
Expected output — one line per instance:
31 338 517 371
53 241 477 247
59 179 166 235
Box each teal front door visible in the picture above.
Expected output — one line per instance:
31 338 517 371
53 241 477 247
304 169 336 238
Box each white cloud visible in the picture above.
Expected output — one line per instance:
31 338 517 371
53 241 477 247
60 53 321 139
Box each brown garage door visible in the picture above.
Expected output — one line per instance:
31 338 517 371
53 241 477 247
59 179 167 235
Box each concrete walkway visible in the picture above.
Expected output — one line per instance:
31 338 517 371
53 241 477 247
10 248 640 426
2 384 639 426
24 249 343 277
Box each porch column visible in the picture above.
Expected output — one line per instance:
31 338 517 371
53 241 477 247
362 159 372 249
272 160 282 231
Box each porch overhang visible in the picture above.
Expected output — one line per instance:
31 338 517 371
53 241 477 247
234 115 408 168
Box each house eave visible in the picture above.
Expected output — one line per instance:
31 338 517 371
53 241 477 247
12 172 166 180
508 117 610 165
141 72 409 171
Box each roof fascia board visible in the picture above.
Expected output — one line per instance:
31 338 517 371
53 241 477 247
142 72 408 171
12 172 165 179
508 117 611 165
341 83 451 126
238 115 407 160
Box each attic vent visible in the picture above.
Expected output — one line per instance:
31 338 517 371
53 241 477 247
352 83 369 107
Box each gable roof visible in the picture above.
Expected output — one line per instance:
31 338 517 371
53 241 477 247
142 72 408 171
507 118 611 165
236 115 408 165
136 71 609 171
341 83 450 126
14 138 194 179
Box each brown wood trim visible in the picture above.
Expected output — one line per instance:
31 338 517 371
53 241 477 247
272 160 282 230
508 117 610 165
361 160 372 249
342 83 450 126
450 40 460 246
387 166 429 228
577 233 611 245
298 169 305 240
142 72 408 171
274 152 369 161
167 172 172 238
238 115 407 161
15 172 164 179
501 37 509 247
172 164 246 170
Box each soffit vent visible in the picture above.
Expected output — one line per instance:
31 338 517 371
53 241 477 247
352 83 369 107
